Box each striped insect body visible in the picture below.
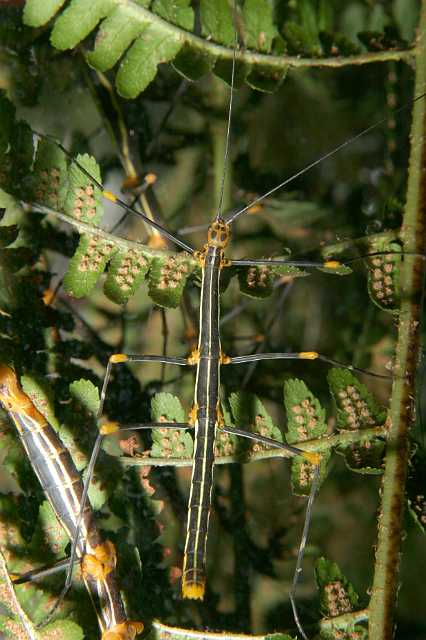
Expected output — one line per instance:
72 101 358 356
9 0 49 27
0 366 143 638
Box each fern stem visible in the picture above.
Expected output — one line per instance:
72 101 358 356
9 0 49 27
29 205 183 260
120 425 386 468
368 2 426 637
121 4 413 70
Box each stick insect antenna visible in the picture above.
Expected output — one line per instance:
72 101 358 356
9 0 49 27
215 0 238 222
224 90 426 225
290 464 321 640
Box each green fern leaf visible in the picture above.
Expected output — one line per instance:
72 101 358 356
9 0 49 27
115 21 183 99
243 0 277 53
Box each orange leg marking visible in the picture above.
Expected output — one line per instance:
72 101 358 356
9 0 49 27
102 621 144 640
187 349 200 365
82 540 117 581
188 404 198 426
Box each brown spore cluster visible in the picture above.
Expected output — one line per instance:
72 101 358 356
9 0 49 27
78 236 114 272
157 256 189 290
337 385 375 430
369 254 397 306
36 166 61 208
114 249 147 293
298 459 316 488
72 184 97 221
214 429 236 457
291 397 319 441
157 425 186 458
324 580 353 617
246 265 270 289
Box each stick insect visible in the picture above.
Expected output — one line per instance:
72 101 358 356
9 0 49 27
0 365 144 640
1 2 424 636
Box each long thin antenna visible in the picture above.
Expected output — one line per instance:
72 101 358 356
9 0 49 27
290 464 321 640
216 0 238 221
225 91 426 225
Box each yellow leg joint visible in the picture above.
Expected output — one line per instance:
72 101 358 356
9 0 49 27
216 402 225 428
182 579 205 600
42 288 55 306
148 234 167 250
103 190 118 203
188 404 198 426
145 172 157 185
100 421 120 436
110 353 129 364
187 349 200 365
299 351 319 360
82 540 117 581
220 351 231 364
102 621 144 640
194 248 207 267
303 451 322 466
323 259 341 269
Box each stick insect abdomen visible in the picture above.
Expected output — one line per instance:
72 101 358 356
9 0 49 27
182 220 230 599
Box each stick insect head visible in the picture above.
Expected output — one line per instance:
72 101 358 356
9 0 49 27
207 217 231 249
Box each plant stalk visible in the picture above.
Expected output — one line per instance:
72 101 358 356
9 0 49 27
368 2 426 637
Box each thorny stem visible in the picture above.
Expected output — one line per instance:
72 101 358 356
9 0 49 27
368 3 426 638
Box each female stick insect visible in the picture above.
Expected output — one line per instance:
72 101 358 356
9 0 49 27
0 365 144 640
1 1 425 638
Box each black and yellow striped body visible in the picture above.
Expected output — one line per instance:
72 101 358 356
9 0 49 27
0 366 136 637
182 219 230 599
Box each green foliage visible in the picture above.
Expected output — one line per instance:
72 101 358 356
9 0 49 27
237 262 308 299
327 368 387 474
104 247 150 304
243 0 278 54
0 94 335 307
147 253 194 308
150 392 193 458
153 0 194 31
314 557 369 639
284 378 330 495
366 237 401 314
21 374 60 428
0 544 84 638
285 378 327 442
0 94 201 306
328 368 387 431
69 378 100 416
19 0 415 98
316 557 360 617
